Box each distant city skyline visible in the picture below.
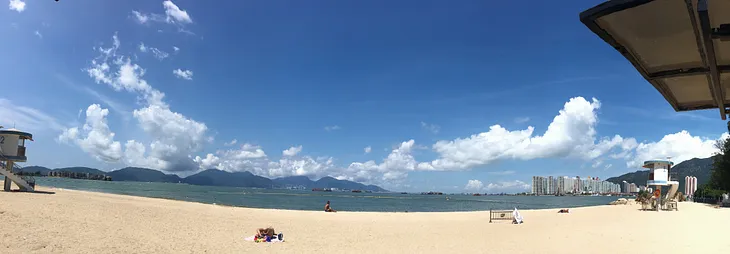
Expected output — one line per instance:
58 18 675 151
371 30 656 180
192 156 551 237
531 175 620 195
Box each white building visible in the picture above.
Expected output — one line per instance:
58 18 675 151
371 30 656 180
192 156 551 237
684 176 698 197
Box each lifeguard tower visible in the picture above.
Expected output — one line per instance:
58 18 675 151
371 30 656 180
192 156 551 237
643 159 680 211
0 127 35 192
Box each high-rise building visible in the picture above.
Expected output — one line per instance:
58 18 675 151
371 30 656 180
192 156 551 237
532 175 620 195
547 176 554 195
685 176 698 197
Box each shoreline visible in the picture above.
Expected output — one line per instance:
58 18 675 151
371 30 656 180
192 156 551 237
38 185 617 213
1 186 728 253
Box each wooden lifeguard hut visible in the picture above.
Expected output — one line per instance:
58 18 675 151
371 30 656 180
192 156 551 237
0 127 35 192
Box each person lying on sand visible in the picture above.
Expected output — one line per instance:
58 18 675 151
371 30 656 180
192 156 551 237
325 200 337 212
558 209 570 213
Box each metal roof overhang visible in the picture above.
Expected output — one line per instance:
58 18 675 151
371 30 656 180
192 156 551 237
580 0 730 120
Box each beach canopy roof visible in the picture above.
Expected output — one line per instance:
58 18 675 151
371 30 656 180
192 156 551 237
580 0 730 119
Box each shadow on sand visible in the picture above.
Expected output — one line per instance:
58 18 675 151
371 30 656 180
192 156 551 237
6 190 56 195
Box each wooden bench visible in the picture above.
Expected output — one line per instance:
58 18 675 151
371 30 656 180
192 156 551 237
489 209 514 223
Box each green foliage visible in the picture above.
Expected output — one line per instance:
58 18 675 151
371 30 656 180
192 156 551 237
694 184 726 198
709 137 730 192
636 189 652 202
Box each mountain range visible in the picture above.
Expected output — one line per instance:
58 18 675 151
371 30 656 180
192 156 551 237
15 166 387 192
605 156 714 192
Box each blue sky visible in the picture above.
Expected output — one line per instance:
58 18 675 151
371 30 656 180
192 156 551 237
1 0 726 192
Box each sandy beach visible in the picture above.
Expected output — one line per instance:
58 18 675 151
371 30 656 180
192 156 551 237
0 187 728 254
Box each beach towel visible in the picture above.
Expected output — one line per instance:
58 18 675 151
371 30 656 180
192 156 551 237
244 235 284 243
512 208 523 224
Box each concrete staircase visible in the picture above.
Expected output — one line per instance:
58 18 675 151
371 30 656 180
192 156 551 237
0 162 34 192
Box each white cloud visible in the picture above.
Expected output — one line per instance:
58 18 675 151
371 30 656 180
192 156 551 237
78 33 210 172
421 121 440 134
282 145 303 157
173 69 193 80
130 1 193 34
224 139 237 146
485 180 531 192
465 179 483 191
8 0 25 12
342 140 419 182
150 48 169 60
625 131 727 168
194 144 336 179
418 97 638 171
0 99 65 131
514 117 530 124
173 46 180 52
58 104 123 162
138 43 169 60
364 146 372 154
324 125 341 131
34 30 42 38
131 11 149 24
163 0 192 24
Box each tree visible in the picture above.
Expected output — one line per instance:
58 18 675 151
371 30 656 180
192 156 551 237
710 137 730 192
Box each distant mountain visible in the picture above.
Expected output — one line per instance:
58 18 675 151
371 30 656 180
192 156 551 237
272 175 387 192
183 169 275 188
53 167 107 175
15 165 52 175
606 157 714 192
23 165 388 192
273 176 313 187
107 167 182 183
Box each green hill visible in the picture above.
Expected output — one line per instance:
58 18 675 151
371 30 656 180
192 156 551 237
605 157 714 193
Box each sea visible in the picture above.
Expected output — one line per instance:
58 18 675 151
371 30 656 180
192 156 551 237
29 177 620 212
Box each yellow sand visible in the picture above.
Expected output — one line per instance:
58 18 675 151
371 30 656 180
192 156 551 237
1 187 728 254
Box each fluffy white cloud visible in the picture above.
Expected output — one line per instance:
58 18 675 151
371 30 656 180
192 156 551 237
194 144 336 178
163 0 192 24
131 10 149 24
282 145 302 157
58 104 123 162
364 146 372 154
625 131 727 168
465 179 483 191
78 33 209 171
8 0 24 12
342 140 420 182
130 1 192 33
421 121 440 134
485 180 531 192
173 69 193 80
418 97 638 171
34 30 41 38
173 46 180 52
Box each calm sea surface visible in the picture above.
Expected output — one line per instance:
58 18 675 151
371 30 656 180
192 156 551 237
28 177 620 212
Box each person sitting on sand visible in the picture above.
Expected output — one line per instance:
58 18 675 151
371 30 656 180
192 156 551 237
256 227 275 238
325 200 337 212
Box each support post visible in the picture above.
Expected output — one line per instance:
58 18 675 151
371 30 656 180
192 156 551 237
3 161 12 191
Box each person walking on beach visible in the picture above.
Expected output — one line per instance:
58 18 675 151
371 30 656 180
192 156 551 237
325 200 337 212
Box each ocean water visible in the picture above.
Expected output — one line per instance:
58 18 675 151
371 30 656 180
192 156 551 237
31 177 620 212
